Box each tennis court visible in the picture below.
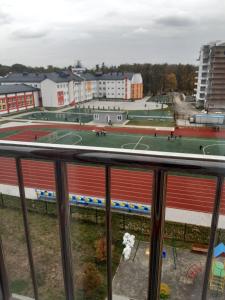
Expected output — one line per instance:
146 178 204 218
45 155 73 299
18 106 174 124
18 111 93 123
36 128 225 155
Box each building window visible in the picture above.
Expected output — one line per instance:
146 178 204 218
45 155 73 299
201 80 207 84
94 114 99 120
117 115 122 121
0 98 6 111
200 93 205 98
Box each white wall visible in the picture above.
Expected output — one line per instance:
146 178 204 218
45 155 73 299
126 79 131 99
131 73 143 84
97 80 128 99
68 81 74 104
195 46 209 105
74 82 81 103
1 182 225 229
41 79 58 107
33 91 39 106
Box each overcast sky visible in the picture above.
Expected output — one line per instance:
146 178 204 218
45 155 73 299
0 0 224 68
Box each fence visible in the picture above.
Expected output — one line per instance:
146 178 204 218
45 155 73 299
1 193 224 245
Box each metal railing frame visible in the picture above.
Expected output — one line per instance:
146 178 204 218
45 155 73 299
0 140 225 300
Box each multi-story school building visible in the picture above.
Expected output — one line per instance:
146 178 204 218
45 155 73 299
0 84 39 115
0 70 143 113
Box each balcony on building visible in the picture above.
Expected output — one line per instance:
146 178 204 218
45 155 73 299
0 141 225 300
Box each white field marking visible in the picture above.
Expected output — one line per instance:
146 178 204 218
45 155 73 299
54 132 82 145
203 143 225 155
86 130 224 143
137 144 149 150
133 136 144 149
54 132 72 143
121 143 136 149
121 143 149 150
72 134 83 145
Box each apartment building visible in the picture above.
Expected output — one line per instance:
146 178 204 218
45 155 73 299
80 72 143 100
195 41 225 111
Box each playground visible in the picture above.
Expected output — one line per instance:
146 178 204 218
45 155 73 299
113 241 225 300
1 124 225 155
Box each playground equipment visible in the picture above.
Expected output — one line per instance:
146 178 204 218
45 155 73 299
172 239 177 270
209 261 225 293
209 243 225 294
186 263 203 282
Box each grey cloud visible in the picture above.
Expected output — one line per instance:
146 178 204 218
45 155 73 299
155 15 196 27
104 11 119 18
12 28 48 39
0 10 12 25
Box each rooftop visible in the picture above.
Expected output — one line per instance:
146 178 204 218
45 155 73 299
0 84 39 95
0 71 83 84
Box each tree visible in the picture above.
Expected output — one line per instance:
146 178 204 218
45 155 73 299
76 263 102 297
165 72 177 91
11 63 29 73
95 237 106 262
95 64 100 72
101 62 106 72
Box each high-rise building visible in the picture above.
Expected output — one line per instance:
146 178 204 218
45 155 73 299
195 41 225 111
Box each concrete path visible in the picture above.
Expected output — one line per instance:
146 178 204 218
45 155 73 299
77 97 166 111
174 95 199 116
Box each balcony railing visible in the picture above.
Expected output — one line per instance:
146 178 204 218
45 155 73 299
0 140 225 300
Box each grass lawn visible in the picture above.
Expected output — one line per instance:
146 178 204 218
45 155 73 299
128 105 173 117
0 204 123 300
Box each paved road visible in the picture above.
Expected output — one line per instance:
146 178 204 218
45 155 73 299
174 95 199 116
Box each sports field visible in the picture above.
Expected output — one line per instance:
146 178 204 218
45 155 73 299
1 125 225 155
35 130 224 155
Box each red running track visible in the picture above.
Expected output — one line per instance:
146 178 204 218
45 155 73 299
3 130 50 142
0 157 225 215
